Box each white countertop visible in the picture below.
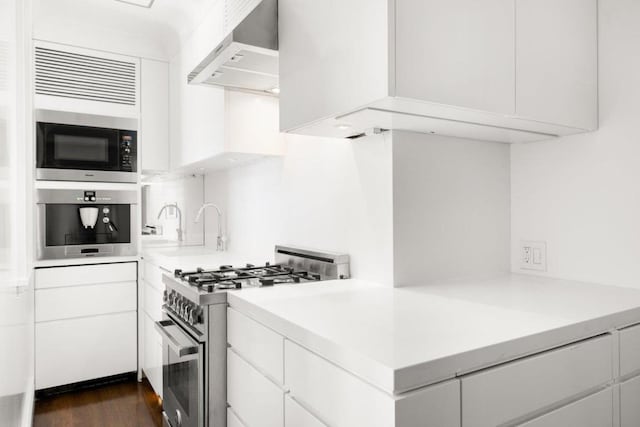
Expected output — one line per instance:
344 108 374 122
228 274 640 395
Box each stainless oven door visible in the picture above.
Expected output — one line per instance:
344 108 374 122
155 319 204 427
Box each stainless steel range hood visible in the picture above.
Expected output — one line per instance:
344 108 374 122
188 0 278 94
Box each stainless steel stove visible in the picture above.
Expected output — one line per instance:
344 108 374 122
156 246 350 427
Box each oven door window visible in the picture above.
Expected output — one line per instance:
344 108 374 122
39 123 119 170
160 320 204 427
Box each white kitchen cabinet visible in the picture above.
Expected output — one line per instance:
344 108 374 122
139 259 168 397
285 395 325 427
169 51 285 172
143 311 163 398
396 0 515 115
515 0 598 130
279 0 597 143
227 348 284 427
518 387 613 427
227 408 247 427
621 375 640 427
619 323 640 377
285 340 460 427
34 262 138 390
227 307 284 384
140 58 170 173
35 312 137 390
461 334 613 427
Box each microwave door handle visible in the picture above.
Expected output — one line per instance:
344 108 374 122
154 320 199 358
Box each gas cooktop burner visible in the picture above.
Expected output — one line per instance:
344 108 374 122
173 262 321 293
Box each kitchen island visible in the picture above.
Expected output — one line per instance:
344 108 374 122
227 274 640 427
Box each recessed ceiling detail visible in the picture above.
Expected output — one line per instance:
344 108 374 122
114 0 155 8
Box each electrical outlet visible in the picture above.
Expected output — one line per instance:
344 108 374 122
520 241 546 271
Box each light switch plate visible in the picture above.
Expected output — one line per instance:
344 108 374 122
520 240 547 271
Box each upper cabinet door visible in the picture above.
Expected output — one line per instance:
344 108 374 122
279 0 391 132
395 0 515 115
515 0 598 130
141 58 169 173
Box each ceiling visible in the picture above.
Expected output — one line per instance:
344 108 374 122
33 0 221 59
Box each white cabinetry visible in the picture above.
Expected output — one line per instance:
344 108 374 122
518 387 613 427
139 258 167 397
279 0 598 143
169 53 285 172
140 59 169 173
34 262 137 390
461 335 612 427
227 304 461 427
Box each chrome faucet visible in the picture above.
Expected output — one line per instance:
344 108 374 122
194 203 226 251
157 203 183 242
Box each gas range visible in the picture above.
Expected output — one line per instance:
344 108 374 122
161 245 351 330
157 246 350 427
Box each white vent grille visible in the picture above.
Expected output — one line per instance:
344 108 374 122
35 46 136 106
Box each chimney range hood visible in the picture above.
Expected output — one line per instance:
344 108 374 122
188 0 278 95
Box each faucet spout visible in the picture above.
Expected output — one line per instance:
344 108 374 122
157 203 183 242
194 203 226 251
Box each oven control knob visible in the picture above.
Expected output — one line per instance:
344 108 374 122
163 290 168 303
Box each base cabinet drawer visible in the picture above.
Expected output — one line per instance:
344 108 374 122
228 349 284 427
35 262 137 289
620 324 640 377
284 340 460 427
285 395 325 427
35 311 137 389
228 408 246 427
518 388 613 427
461 335 613 427
228 307 284 384
36 281 136 322
142 312 163 398
621 375 640 427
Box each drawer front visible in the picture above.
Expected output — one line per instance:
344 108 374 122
143 312 163 398
285 395 326 427
35 262 137 289
284 340 394 427
518 387 612 427
228 349 284 427
462 335 613 427
621 375 640 427
228 307 284 384
143 280 163 321
228 408 246 427
143 261 168 292
620 323 640 377
36 311 137 389
36 281 136 322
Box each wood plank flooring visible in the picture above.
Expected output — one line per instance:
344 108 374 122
34 378 162 427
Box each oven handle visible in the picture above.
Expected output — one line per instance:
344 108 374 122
155 319 200 358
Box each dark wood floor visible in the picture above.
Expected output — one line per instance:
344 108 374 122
34 378 162 427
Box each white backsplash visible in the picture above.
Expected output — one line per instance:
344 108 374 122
143 174 205 246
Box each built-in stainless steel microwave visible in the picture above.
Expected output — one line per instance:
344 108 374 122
36 110 138 183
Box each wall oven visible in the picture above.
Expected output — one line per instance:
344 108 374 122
36 109 137 183
36 189 138 260
156 288 227 427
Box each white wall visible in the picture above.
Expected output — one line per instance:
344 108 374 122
393 131 511 286
204 130 511 286
511 0 640 288
204 133 395 284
